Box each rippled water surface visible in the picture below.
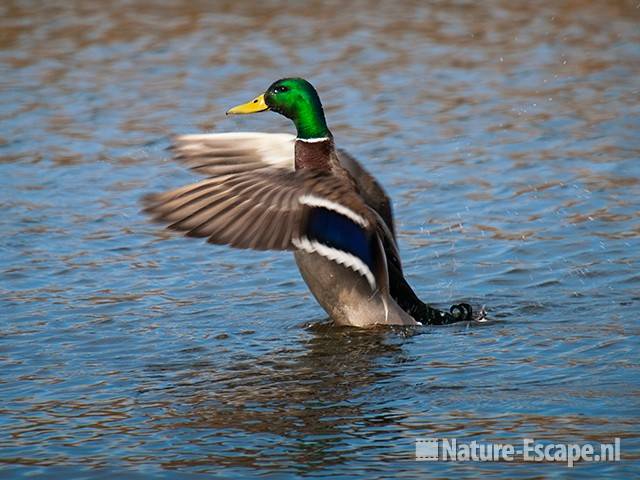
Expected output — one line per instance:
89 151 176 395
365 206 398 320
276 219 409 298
2 1 640 478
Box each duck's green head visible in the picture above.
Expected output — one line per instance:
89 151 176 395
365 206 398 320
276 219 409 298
227 78 330 140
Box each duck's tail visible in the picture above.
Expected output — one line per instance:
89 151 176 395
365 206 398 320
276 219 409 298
387 262 474 325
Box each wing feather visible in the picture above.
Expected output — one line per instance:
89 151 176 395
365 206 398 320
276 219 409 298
144 133 393 289
171 132 295 175
144 169 373 250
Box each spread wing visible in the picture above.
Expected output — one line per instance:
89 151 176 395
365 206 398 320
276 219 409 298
143 168 388 291
170 132 396 237
170 132 294 176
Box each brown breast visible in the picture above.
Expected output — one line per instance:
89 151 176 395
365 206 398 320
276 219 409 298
294 138 334 170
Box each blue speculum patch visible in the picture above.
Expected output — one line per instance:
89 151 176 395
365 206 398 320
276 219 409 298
306 207 374 271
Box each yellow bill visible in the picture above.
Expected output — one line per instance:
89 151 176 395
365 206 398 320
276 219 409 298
226 94 269 115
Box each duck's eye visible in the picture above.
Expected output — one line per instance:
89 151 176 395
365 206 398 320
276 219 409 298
273 86 288 94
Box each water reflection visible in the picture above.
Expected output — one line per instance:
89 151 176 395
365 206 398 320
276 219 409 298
140 327 408 468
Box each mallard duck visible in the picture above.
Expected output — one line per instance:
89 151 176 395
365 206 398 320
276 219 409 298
144 78 476 327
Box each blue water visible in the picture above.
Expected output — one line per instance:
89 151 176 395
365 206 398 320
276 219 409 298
1 1 639 478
